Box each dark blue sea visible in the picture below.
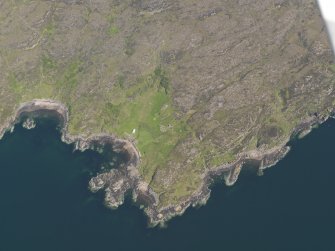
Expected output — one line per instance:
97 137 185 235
0 118 334 251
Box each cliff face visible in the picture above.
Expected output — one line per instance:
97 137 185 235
0 0 334 225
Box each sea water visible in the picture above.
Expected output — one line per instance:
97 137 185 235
0 118 334 251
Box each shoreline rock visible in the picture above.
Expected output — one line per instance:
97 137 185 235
22 118 36 130
0 99 332 227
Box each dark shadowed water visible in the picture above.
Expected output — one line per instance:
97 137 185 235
0 118 335 251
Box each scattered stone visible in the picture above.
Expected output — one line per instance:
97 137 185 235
22 118 36 130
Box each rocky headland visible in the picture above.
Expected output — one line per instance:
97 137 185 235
0 99 331 226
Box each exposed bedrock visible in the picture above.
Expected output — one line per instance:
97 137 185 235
0 99 333 226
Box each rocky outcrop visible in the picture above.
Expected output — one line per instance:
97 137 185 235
0 99 332 227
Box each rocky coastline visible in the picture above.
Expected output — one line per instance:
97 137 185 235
0 99 332 227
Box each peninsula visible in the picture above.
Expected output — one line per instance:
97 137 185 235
0 0 334 225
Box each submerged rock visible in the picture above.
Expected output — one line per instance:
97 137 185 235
22 118 36 130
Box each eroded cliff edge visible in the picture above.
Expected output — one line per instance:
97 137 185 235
0 99 331 226
1 0 335 226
